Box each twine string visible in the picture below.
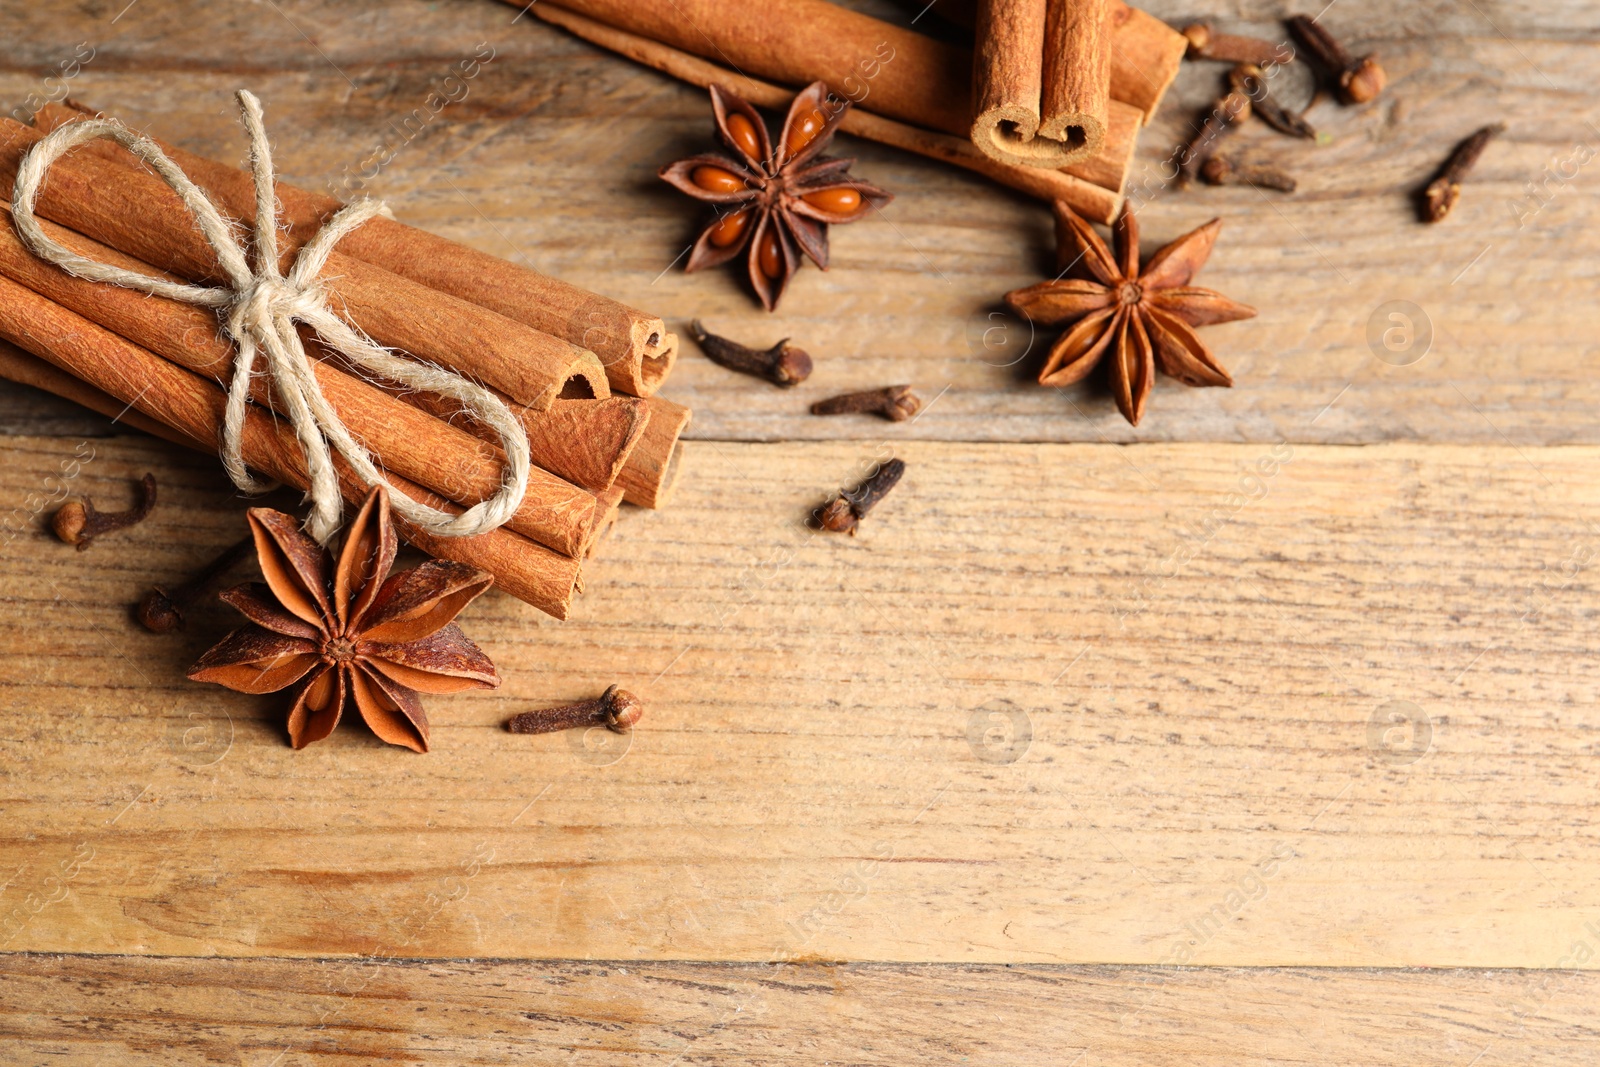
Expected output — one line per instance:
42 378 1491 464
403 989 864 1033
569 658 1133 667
9 89 531 545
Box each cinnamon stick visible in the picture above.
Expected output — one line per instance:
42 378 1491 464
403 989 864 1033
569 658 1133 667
0 117 609 413
530 4 1124 220
1039 0 1111 151
971 0 1058 166
33 102 676 399
0 274 581 617
0 200 609 560
0 338 203 450
616 395 691 509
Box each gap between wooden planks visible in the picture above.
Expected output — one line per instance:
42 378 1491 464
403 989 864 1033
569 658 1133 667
1 954 1596 1065
0 432 1596 967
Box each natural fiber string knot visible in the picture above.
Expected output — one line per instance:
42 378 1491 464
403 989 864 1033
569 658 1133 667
8 89 531 545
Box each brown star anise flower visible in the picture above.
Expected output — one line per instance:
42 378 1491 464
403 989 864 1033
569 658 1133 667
659 81 893 311
188 486 499 753
1004 203 1257 426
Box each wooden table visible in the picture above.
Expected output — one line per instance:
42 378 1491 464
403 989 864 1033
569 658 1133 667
2 0 1597 1061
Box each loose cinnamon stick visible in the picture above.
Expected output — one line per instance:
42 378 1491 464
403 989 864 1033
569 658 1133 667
0 338 203 450
0 117 609 413
616 396 691 510
0 201 609 560
0 274 581 617
531 4 1124 220
1039 0 1111 151
33 102 676 399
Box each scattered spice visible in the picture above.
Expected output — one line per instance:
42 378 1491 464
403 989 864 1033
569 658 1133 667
815 458 906 535
1004 203 1257 426
810 385 923 422
1230 64 1316 141
1177 91 1251 184
188 486 500 753
1423 124 1504 223
689 319 813 386
52 472 156 550
506 684 644 735
1201 155 1298 192
660 82 893 311
136 536 254 634
1182 23 1288 66
1287 15 1385 104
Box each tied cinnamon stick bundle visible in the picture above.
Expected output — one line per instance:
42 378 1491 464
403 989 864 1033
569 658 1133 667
972 0 1112 169
0 277 582 617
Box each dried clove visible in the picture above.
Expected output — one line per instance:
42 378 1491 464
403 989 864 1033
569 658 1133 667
1201 155 1298 192
506 684 645 735
1229 64 1317 140
1177 91 1252 184
52 473 156 550
690 319 813 386
1182 23 1291 66
810 385 923 422
1423 124 1504 223
135 536 254 633
814 458 906 535
1286 15 1386 104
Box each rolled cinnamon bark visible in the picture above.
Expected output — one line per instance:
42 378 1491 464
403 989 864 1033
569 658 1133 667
0 338 203 450
0 117 609 412
616 395 691 509
531 4 1124 220
0 274 581 617
521 0 1180 131
1038 0 1111 150
32 103 676 399
0 200 609 560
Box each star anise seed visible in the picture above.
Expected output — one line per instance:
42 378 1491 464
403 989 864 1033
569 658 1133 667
187 485 500 753
659 81 893 311
1004 203 1257 426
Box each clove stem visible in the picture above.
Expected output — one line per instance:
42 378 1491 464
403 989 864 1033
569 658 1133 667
814 458 906 535
52 472 157 550
810 385 922 422
1177 91 1252 185
689 320 812 386
1229 64 1316 140
1423 124 1504 223
136 536 255 633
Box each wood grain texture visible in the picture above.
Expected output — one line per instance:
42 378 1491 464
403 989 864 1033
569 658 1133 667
1 1 1591 444
1 432 1598 966
2 954 1597 1065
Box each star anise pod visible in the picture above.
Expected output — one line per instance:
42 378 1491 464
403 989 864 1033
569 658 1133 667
659 81 893 311
1005 203 1257 426
188 486 499 752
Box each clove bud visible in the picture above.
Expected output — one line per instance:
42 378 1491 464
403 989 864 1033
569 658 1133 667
810 385 922 422
1422 124 1504 223
507 684 645 735
1229 64 1317 140
52 473 157 551
1286 15 1386 105
1201 155 1298 192
1183 23 1291 66
690 320 812 386
1177 91 1252 185
814 458 906 535
135 536 254 633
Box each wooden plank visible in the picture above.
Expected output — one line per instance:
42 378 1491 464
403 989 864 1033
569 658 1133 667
1 1 1593 444
2 953 1598 1065
0 432 1598 966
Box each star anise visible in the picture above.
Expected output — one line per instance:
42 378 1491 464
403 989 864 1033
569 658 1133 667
659 81 893 311
1004 203 1257 426
188 486 499 752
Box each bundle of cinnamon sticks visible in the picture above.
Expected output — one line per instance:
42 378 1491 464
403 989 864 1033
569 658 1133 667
0 101 692 620
514 0 1185 223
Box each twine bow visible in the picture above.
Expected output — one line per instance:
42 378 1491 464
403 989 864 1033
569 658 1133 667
9 90 530 544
